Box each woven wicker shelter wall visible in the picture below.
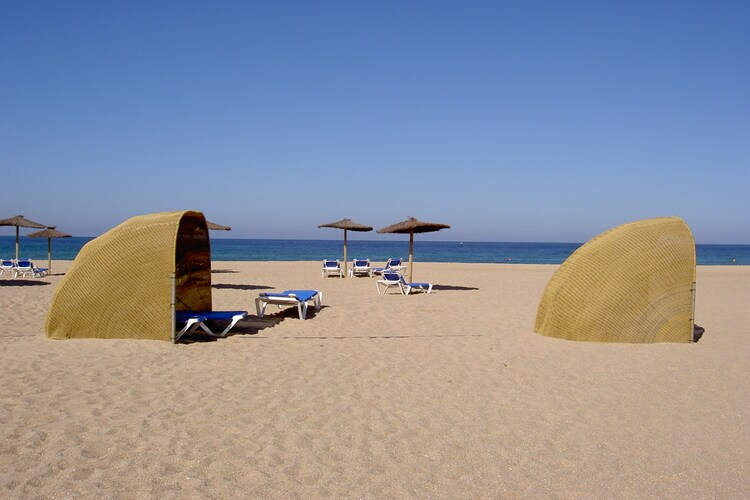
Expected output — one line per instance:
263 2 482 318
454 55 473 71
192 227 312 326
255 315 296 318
535 217 696 343
45 211 212 341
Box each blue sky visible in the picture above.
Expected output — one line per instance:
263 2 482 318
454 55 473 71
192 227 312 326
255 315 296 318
2 1 748 243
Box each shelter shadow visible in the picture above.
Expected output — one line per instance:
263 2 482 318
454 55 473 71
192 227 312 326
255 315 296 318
180 316 282 343
0 280 51 287
232 305 325 331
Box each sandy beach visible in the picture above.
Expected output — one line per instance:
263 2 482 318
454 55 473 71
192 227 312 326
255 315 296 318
1 261 748 498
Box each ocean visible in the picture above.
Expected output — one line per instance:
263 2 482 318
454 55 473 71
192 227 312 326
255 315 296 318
1 236 748 266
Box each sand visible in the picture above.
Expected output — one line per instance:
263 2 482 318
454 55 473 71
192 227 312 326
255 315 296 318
1 261 748 498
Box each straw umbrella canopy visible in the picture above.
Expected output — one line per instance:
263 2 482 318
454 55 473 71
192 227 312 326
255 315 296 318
0 215 46 261
27 226 71 273
318 218 373 277
206 221 231 231
377 217 450 283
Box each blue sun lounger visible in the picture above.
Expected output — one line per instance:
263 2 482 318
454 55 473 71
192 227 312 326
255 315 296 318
0 259 14 277
371 257 405 275
13 259 48 278
175 310 248 340
322 260 343 278
376 272 432 295
349 258 372 277
255 289 322 320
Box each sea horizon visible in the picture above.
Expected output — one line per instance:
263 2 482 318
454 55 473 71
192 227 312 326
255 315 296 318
2 236 748 266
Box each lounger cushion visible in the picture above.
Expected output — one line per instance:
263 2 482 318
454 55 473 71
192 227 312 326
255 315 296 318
271 290 318 301
196 311 246 320
176 310 247 322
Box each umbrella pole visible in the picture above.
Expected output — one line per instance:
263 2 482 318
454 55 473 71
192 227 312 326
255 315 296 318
47 238 52 273
343 229 348 277
15 226 19 261
408 231 414 283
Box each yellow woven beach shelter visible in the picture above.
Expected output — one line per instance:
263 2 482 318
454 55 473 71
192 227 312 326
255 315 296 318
535 217 697 343
45 211 212 342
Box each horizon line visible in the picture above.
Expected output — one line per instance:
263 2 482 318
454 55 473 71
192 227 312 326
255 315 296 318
2 235 748 246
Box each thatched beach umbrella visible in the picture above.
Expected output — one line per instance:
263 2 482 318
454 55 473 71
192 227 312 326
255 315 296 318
206 221 231 231
377 217 450 283
27 226 71 274
0 215 46 261
318 218 373 277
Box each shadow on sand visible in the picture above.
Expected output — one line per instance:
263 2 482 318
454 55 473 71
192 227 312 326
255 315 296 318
180 307 326 343
0 279 51 287
180 316 279 343
212 283 274 291
432 284 479 291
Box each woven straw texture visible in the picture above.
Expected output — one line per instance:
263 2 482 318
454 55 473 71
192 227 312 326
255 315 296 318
535 217 696 343
45 211 212 341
